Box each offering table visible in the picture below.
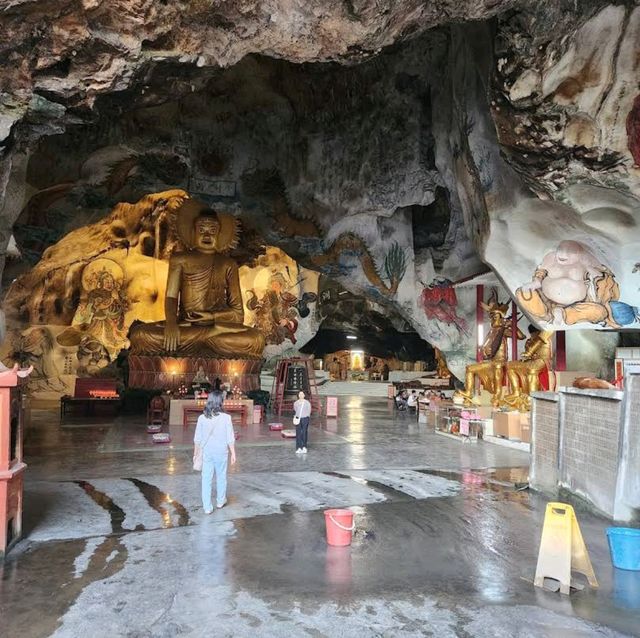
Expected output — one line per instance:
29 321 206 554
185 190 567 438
169 398 255 426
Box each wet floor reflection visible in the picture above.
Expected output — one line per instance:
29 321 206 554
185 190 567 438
322 471 416 501
125 478 190 527
325 545 353 596
193 523 230 584
225 492 540 606
612 568 640 610
0 535 128 638
73 480 128 533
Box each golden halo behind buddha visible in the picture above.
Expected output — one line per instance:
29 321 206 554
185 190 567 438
172 198 240 253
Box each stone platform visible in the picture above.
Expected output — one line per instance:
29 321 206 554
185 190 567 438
129 355 262 391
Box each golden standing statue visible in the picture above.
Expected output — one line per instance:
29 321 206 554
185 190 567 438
454 292 523 407
434 348 452 379
129 201 265 359
502 327 553 411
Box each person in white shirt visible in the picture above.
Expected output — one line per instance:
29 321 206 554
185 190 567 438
407 390 418 410
293 390 312 454
194 391 236 514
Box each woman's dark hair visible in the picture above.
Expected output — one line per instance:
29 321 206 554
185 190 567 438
204 391 224 418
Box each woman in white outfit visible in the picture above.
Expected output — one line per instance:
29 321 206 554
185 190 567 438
293 390 312 454
194 391 236 514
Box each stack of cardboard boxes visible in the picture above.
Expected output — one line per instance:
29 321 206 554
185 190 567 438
493 410 530 443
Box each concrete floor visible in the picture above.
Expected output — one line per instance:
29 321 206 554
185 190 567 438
1 395 639 637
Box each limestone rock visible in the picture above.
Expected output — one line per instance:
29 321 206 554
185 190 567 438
2 1 640 381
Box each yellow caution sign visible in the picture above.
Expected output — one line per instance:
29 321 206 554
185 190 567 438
534 502 598 595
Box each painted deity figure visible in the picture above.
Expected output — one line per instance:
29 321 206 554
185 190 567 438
129 206 265 359
246 273 300 345
503 326 554 411
72 261 130 359
454 292 523 407
516 240 620 327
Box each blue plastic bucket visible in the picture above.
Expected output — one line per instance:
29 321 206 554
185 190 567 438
613 568 640 609
607 527 640 571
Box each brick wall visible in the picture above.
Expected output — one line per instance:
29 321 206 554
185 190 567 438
560 389 623 517
530 394 559 492
531 386 633 519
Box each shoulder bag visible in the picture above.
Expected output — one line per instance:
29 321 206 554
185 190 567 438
193 422 215 471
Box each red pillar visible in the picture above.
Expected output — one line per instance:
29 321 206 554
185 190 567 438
555 331 566 371
0 365 31 558
476 285 484 362
511 301 518 360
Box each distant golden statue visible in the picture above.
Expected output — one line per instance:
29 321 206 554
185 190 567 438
129 200 265 359
434 348 452 379
503 327 553 411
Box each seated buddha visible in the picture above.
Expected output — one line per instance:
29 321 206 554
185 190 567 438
129 206 265 359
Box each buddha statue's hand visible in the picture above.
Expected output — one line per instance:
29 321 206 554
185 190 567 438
184 311 216 326
163 323 181 352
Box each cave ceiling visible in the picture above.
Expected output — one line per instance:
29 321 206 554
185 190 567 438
1 0 640 380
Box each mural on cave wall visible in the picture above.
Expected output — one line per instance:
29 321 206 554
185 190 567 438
432 7 640 340
1 43 485 381
515 240 640 329
1 192 319 396
628 94 640 167
419 278 469 336
241 246 319 351
311 234 408 297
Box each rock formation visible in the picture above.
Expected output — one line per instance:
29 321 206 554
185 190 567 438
1 0 639 379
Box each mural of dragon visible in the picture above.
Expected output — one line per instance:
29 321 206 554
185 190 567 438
311 232 407 296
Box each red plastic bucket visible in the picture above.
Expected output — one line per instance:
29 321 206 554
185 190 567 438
324 509 355 546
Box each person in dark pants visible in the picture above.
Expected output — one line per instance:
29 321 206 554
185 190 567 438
293 390 312 454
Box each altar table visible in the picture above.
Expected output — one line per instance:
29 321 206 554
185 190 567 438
169 398 255 426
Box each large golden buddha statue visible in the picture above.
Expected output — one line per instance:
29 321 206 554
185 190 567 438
129 201 265 359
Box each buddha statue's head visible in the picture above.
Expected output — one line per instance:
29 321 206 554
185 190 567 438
193 210 221 253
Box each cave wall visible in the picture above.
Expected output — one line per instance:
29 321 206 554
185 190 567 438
1 1 639 383
435 4 640 334
3 40 485 379
0 0 517 267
